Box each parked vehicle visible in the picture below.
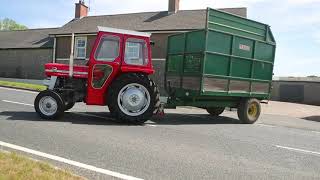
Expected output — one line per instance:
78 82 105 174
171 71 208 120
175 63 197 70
34 8 276 124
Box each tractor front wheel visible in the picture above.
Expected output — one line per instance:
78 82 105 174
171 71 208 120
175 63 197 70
34 90 65 119
237 98 261 124
108 74 160 124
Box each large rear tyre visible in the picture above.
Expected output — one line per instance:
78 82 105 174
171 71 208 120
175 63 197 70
34 90 65 119
237 98 261 124
108 74 160 124
206 107 225 116
64 101 75 111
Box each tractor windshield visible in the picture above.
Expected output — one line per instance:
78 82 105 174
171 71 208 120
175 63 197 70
95 35 120 61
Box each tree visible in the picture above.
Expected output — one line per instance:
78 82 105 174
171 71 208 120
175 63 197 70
0 18 28 31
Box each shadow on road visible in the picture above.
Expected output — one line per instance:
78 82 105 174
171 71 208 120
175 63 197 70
0 111 122 126
303 116 320 123
151 113 240 125
0 111 240 126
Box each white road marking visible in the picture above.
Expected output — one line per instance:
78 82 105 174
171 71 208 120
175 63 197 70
0 87 38 94
2 100 34 107
311 131 320 134
0 140 143 180
146 124 157 127
275 145 320 156
256 124 276 128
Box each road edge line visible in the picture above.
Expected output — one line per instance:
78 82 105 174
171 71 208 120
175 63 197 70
2 100 34 106
275 145 320 156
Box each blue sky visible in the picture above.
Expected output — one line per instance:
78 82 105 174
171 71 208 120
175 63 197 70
0 0 320 77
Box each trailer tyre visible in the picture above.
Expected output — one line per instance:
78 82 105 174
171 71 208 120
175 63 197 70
237 98 261 124
34 90 65 119
206 107 225 116
108 73 160 124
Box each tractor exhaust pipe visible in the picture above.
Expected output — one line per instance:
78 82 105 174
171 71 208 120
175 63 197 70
69 33 75 77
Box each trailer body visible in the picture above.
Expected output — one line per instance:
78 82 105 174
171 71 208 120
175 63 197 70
165 8 276 108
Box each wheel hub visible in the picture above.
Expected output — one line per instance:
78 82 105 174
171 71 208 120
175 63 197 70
121 87 146 112
130 94 140 104
118 83 151 116
46 103 52 108
248 103 258 117
39 96 58 116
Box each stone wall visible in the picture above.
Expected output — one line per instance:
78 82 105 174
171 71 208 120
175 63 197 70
0 49 52 79
271 80 320 106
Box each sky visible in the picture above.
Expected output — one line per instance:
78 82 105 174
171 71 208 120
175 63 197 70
0 0 320 77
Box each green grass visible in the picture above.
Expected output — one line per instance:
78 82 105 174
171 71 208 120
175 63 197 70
0 151 85 180
0 80 46 91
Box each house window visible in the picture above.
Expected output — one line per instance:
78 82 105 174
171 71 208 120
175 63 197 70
95 35 120 61
125 38 148 65
74 37 87 59
126 42 140 59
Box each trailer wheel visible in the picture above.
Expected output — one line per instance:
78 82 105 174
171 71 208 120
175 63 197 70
34 90 65 119
237 98 261 124
206 107 225 116
108 73 160 124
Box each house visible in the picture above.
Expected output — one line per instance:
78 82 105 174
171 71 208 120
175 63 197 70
0 28 58 79
0 0 247 92
52 0 246 65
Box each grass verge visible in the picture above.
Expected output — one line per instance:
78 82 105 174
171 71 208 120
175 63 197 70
0 80 46 92
0 151 85 180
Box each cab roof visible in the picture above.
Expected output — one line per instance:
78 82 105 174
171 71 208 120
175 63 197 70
97 26 151 37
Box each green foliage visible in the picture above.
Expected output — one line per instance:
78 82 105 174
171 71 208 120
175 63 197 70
0 18 28 31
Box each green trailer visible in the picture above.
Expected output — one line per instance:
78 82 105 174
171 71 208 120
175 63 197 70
164 7 276 124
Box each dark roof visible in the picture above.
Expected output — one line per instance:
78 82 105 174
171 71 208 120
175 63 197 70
0 28 59 49
53 8 247 35
0 8 246 49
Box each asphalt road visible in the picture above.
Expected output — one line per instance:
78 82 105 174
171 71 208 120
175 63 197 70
0 87 320 180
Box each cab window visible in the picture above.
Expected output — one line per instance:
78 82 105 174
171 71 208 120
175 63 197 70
95 35 120 61
125 38 148 65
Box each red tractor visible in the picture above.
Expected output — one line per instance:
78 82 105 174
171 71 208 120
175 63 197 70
34 27 160 124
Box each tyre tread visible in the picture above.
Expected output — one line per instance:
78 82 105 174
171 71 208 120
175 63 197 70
237 98 261 124
34 90 65 119
107 73 160 124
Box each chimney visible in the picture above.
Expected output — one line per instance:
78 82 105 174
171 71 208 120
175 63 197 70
75 0 88 19
168 0 180 14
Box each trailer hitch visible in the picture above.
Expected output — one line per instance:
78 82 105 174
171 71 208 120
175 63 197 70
154 103 165 116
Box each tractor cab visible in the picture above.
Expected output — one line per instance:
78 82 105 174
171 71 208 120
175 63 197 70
37 27 160 123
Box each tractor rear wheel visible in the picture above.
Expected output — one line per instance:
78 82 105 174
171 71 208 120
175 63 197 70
64 101 75 111
206 107 225 116
108 73 160 124
237 98 261 124
34 90 65 119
